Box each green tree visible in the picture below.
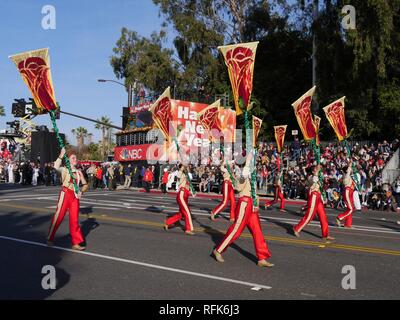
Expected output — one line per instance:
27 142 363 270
95 116 113 159
71 127 88 149
110 28 177 96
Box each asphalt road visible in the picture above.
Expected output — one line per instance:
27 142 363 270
0 184 399 300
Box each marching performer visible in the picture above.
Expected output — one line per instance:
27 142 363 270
211 162 236 222
47 148 89 251
265 171 286 212
164 165 195 235
336 162 355 228
213 153 274 267
293 171 335 242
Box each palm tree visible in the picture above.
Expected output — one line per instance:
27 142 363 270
0 105 5 117
95 116 113 159
71 127 88 149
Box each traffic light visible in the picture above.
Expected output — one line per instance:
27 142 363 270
11 99 27 117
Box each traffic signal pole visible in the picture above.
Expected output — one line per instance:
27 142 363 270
59 110 123 131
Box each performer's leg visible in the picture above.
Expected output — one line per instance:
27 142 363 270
337 188 354 228
212 182 228 218
165 191 183 227
165 213 182 227
47 190 69 242
278 187 285 210
247 212 272 261
179 189 194 232
69 197 85 246
216 199 250 254
265 187 278 208
294 193 318 234
316 198 330 239
228 183 236 221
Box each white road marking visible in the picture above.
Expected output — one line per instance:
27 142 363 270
3 192 399 236
0 235 272 290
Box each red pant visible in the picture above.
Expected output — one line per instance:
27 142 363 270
216 196 271 261
337 187 354 227
166 188 194 232
47 187 84 245
294 191 329 238
266 186 285 210
212 180 236 220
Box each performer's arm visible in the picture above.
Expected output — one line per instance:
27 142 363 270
80 171 89 193
54 148 66 172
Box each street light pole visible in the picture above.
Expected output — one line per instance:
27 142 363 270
98 79 133 108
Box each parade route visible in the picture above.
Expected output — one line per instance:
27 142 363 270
1 185 400 300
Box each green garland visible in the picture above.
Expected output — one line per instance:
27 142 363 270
243 110 257 206
220 144 236 187
343 139 361 190
310 138 327 201
173 131 196 196
49 110 79 195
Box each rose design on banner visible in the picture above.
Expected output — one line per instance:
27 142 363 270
292 86 317 141
149 87 173 143
323 97 348 142
9 48 57 113
218 42 259 116
252 116 263 148
198 100 222 141
274 125 287 154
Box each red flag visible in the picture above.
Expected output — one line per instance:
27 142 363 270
274 125 287 153
323 97 348 142
292 86 317 141
218 42 259 116
149 87 173 143
9 48 57 113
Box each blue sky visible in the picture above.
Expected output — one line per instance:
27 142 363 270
0 0 173 144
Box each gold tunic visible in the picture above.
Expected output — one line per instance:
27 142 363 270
54 158 88 193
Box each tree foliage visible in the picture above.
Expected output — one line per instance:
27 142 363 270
110 0 400 140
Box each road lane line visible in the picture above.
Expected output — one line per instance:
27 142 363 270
0 235 272 290
2 202 400 256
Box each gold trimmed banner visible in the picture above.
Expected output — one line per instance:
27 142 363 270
198 100 222 142
314 116 321 146
252 116 263 148
323 97 348 142
218 42 259 116
292 86 317 141
9 48 57 113
149 87 172 143
274 125 287 153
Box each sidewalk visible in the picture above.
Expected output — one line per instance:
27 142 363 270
115 186 307 205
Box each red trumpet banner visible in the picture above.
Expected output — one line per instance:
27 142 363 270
274 125 287 154
252 116 263 148
292 86 317 142
9 48 57 113
323 97 348 142
218 42 259 116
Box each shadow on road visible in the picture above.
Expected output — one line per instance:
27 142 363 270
0 211 70 300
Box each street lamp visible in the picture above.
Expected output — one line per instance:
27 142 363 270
97 79 133 107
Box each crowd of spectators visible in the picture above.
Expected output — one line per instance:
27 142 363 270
1 138 399 211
